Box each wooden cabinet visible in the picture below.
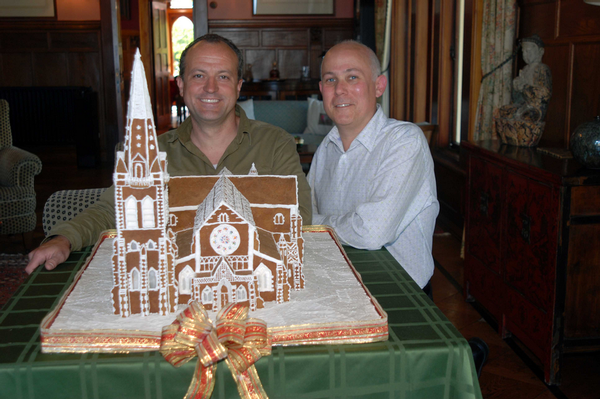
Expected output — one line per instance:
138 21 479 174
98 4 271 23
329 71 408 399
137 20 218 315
239 79 321 101
463 140 600 385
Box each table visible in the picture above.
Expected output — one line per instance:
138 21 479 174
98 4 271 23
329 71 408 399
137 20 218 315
0 245 482 399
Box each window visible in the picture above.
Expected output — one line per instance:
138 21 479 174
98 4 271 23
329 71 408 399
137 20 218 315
274 213 285 225
148 268 158 290
125 196 138 229
255 263 273 292
218 213 229 223
236 285 247 301
179 266 194 294
202 286 213 304
142 196 155 228
131 268 140 290
134 162 144 179
148 240 156 250
129 241 139 251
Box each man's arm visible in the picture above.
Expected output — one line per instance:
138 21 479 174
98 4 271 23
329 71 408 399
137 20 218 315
311 133 433 250
272 134 312 225
25 186 116 273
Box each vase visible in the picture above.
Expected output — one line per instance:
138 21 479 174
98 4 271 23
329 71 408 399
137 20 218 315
571 116 600 169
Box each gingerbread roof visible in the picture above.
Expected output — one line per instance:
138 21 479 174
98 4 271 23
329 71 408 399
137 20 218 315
193 174 255 234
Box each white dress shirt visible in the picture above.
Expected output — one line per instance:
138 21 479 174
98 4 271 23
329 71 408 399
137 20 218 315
307 106 439 288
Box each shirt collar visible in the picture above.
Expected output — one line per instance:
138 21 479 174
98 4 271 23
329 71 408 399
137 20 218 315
324 105 386 153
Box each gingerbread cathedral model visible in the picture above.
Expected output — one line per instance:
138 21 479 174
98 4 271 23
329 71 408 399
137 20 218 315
111 49 304 317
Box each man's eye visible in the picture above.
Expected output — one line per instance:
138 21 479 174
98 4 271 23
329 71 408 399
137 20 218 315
348 75 357 80
193 74 203 79
325 78 335 83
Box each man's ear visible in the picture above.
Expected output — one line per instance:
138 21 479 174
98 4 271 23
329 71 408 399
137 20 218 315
176 76 184 96
375 74 387 98
237 78 243 99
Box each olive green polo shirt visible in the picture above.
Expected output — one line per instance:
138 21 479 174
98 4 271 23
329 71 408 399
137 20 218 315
52 106 312 251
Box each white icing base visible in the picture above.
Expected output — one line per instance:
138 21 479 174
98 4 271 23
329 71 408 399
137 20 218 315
50 232 378 332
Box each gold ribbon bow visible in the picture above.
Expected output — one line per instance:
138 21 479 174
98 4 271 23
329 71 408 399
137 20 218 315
160 301 271 399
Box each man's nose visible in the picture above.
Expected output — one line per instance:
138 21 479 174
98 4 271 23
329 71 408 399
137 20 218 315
204 77 217 93
334 80 347 95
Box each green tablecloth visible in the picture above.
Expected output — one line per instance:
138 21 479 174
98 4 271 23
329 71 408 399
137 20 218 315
0 246 482 399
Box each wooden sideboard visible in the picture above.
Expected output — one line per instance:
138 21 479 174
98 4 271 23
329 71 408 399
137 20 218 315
240 79 321 101
462 140 600 385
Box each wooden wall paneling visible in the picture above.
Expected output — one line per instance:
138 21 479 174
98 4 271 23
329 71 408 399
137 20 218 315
245 49 277 81
0 32 47 50
559 1 600 38
310 48 323 80
0 53 33 86
152 1 171 129
436 0 455 146
100 0 124 163
537 43 570 148
467 0 482 141
322 28 354 48
278 49 308 79
262 30 308 47
33 53 69 86
390 0 408 121
518 2 557 40
413 0 429 123
212 29 260 47
569 41 600 141
49 31 100 50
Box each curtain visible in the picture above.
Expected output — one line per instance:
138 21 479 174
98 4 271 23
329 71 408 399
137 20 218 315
375 0 392 116
473 0 517 140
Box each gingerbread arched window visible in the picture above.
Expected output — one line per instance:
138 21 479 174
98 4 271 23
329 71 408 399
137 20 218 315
179 266 194 295
202 286 213 304
236 285 247 301
218 213 229 223
142 196 155 228
255 264 273 292
274 213 285 225
148 268 158 290
131 268 140 291
125 196 138 229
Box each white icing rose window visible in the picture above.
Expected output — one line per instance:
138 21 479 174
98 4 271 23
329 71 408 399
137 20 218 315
210 224 240 255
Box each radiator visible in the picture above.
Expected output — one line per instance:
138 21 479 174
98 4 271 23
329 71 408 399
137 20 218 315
0 86 99 167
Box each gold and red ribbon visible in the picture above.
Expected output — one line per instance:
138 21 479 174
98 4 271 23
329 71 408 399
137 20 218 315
160 301 271 399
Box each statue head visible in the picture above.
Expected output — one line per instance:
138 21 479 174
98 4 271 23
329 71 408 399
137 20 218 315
521 34 545 65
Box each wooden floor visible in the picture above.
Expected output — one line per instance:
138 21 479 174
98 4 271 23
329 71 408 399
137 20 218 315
2 144 600 398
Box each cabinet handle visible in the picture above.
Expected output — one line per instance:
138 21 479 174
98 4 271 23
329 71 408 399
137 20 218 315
479 192 489 215
520 213 531 244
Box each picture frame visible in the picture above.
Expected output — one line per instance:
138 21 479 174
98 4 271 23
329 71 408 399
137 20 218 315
0 0 55 17
253 0 334 15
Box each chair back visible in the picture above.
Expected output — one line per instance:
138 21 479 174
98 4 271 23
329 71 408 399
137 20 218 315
42 188 108 235
0 99 12 149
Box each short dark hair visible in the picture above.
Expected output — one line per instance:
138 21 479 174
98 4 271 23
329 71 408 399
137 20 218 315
178 33 244 80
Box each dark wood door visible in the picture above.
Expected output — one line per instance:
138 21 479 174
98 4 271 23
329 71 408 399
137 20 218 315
152 1 171 129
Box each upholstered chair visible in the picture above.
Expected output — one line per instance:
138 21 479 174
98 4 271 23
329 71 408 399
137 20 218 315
0 99 43 246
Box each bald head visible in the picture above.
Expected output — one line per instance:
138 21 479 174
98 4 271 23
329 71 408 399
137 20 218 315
321 41 382 81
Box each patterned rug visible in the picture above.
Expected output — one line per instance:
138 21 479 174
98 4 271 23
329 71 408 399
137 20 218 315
0 253 29 308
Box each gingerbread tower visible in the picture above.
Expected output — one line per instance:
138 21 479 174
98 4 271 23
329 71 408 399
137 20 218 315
111 49 177 317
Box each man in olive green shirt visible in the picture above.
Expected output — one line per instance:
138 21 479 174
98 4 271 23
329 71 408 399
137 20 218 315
26 34 310 274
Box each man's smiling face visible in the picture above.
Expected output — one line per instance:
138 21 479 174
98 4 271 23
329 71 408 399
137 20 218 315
319 42 386 137
176 41 243 127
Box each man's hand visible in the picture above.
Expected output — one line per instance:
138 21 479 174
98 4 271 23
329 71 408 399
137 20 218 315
25 235 71 274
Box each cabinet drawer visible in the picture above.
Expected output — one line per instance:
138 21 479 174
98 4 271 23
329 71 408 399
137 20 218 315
504 172 558 312
465 253 503 324
466 156 503 273
504 287 554 363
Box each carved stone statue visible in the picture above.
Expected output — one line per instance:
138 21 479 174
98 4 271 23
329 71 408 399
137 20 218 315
494 34 552 147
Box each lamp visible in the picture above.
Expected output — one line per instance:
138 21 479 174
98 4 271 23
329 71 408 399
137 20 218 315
584 0 600 5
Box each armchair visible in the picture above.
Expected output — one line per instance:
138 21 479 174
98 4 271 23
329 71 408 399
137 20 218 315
0 99 43 244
